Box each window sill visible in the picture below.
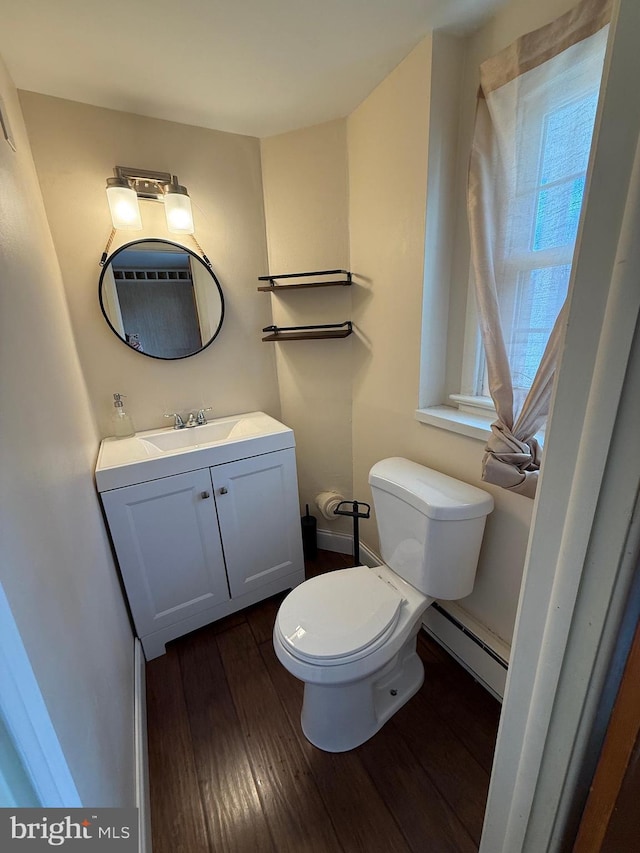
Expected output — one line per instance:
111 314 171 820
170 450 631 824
415 405 493 442
416 405 546 446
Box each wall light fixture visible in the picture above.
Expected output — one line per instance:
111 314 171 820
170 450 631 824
105 166 194 235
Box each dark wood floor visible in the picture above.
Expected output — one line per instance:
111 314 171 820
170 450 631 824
146 550 501 853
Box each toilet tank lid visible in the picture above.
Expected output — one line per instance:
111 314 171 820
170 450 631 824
369 458 494 520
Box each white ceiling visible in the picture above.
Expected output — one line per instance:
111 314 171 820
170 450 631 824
0 0 504 138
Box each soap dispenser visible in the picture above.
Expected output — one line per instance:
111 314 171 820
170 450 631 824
111 393 135 438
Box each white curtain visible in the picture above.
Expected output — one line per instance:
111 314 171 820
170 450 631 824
468 0 611 497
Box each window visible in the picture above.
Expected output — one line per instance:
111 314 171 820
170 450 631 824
477 87 600 399
417 3 610 495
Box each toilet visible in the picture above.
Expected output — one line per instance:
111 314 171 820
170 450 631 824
273 457 494 752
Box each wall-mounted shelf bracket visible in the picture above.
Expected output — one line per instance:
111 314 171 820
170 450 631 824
262 321 352 341
258 269 352 291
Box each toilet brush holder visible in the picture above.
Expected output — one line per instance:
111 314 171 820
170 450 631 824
301 504 317 560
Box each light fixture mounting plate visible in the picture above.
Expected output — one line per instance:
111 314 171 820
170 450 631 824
115 166 173 199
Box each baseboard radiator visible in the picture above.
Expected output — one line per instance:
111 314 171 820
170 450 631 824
423 602 508 701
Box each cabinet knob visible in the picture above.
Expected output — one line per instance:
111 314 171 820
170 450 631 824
218 487 228 495
200 491 210 499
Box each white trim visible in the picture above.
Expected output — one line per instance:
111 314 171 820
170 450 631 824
416 404 546 445
460 271 486 397
449 393 496 415
0 584 81 807
415 405 493 441
316 528 354 555
134 639 152 853
356 541 382 569
316 530 381 568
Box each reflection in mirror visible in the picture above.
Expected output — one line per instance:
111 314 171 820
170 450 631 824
99 239 224 360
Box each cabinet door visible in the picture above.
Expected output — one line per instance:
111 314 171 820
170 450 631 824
101 469 229 637
212 449 304 598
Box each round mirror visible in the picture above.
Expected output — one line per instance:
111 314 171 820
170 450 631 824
99 239 224 360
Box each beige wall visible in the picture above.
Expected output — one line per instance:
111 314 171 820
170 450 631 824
348 35 534 645
13 0 578 657
0 57 134 805
347 0 582 645
258 25 541 644
19 92 280 436
261 120 352 531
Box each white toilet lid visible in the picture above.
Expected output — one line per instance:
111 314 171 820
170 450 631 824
277 566 404 663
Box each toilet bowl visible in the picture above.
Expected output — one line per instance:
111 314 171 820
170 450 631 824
274 457 493 752
273 562 431 751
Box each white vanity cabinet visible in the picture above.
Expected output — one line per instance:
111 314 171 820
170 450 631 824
99 437 305 659
210 450 302 598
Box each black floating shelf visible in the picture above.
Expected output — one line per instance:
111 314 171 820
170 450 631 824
262 321 352 342
258 268 352 291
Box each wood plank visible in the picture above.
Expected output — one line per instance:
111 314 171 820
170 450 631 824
600 729 640 852
574 617 640 853
146 648 211 853
393 666 491 845
216 623 343 853
305 549 355 578
358 720 478 853
245 592 287 646
260 637 413 853
145 551 499 852
207 609 248 635
177 627 275 853
418 632 501 773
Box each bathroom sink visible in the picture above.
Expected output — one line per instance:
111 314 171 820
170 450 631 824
143 418 245 451
95 411 295 491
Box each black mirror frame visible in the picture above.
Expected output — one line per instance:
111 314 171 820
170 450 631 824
98 238 225 361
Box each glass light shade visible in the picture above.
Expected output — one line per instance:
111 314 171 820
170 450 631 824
164 191 194 235
106 184 142 231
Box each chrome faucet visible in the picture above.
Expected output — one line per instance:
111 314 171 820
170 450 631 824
196 407 213 425
164 412 185 430
164 407 212 429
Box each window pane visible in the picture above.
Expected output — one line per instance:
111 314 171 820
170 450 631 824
533 176 585 250
509 265 571 390
540 92 599 185
505 91 599 390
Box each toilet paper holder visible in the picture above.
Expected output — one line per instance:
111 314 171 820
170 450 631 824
333 500 371 567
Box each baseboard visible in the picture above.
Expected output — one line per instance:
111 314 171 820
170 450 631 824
319 537 508 700
316 529 353 555
316 529 381 566
134 639 152 852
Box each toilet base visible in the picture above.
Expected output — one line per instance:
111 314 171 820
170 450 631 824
300 635 425 752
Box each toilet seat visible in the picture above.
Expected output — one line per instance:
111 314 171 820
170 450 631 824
276 566 404 665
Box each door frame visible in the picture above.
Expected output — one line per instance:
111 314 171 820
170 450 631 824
0 583 81 807
480 0 640 849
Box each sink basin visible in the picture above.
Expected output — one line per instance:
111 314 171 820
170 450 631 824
143 418 244 451
95 411 295 492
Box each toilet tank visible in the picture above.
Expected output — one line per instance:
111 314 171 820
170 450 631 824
368 458 494 600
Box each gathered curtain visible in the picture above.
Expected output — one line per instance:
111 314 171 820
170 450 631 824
467 0 611 498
